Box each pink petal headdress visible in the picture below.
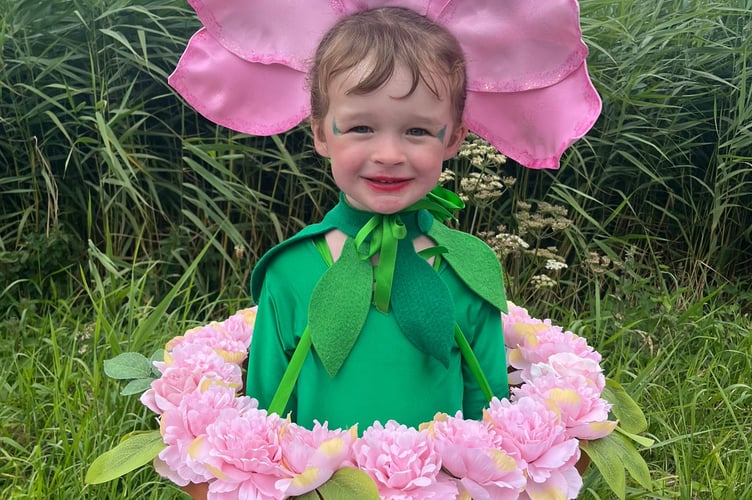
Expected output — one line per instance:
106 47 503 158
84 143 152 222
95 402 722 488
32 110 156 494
169 0 601 169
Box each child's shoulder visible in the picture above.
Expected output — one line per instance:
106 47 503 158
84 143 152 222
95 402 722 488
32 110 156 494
250 223 329 301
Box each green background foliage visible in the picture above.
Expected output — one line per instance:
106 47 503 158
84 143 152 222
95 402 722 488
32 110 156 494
1 0 751 498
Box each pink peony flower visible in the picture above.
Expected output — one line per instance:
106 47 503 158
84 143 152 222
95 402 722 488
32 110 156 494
520 466 584 500
197 407 288 499
429 412 525 499
353 420 458 499
502 302 555 337
484 397 581 497
174 323 249 362
275 421 356 496
155 384 254 485
516 357 616 440
507 324 601 386
219 307 256 346
532 352 606 389
141 364 204 414
141 346 241 414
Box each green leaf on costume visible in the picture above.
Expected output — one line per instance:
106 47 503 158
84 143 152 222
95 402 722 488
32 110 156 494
295 467 380 500
103 352 153 380
580 434 626 499
602 379 648 434
427 222 506 311
391 238 454 367
309 240 372 377
120 377 154 396
85 430 165 484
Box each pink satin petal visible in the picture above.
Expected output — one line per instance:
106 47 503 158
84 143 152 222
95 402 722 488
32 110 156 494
437 0 588 92
168 29 310 136
464 62 601 169
188 0 343 71
342 0 430 16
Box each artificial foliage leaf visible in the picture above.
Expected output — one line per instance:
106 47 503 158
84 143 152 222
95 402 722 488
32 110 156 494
615 425 655 448
295 467 380 500
427 222 506 311
602 379 648 434
103 352 153 380
309 240 372 376
580 434 626 499
608 430 653 490
149 349 164 377
85 430 165 484
120 377 154 396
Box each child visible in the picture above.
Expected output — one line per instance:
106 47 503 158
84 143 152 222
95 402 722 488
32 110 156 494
168 1 600 496
244 7 508 431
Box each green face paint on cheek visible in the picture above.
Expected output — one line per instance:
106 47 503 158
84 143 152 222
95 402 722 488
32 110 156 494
437 125 447 143
332 119 341 135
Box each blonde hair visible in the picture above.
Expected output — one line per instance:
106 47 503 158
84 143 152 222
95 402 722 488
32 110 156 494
309 7 467 126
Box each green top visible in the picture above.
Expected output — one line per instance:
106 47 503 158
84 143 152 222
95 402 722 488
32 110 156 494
246 192 508 430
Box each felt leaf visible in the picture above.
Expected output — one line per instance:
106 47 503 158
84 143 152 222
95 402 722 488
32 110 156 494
602 379 648 434
120 378 154 396
103 352 153 380
428 222 506 311
580 434 626 499
309 240 372 376
391 238 455 367
295 467 380 500
85 430 165 484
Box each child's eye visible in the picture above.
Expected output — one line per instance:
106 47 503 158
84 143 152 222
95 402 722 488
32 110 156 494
406 128 430 137
348 125 372 134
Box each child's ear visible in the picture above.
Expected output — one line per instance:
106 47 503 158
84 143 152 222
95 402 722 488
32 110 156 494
311 119 330 157
443 123 469 160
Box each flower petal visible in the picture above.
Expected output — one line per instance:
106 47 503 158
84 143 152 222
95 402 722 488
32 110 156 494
436 0 588 92
464 62 601 169
189 0 342 71
568 420 618 440
169 29 310 136
342 0 430 16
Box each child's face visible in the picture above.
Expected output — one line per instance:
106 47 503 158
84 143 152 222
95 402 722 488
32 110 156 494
312 62 467 214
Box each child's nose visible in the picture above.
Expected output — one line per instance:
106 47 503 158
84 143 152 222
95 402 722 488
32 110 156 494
372 135 406 165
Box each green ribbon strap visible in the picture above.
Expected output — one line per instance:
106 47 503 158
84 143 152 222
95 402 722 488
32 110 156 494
353 213 407 313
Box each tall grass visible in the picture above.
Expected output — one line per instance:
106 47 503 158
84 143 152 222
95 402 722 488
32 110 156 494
556 0 752 295
2 0 751 310
0 0 336 309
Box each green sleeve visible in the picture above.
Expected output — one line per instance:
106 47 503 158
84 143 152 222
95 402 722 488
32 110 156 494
245 281 297 417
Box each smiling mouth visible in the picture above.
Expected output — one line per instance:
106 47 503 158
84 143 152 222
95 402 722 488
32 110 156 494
366 177 410 184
